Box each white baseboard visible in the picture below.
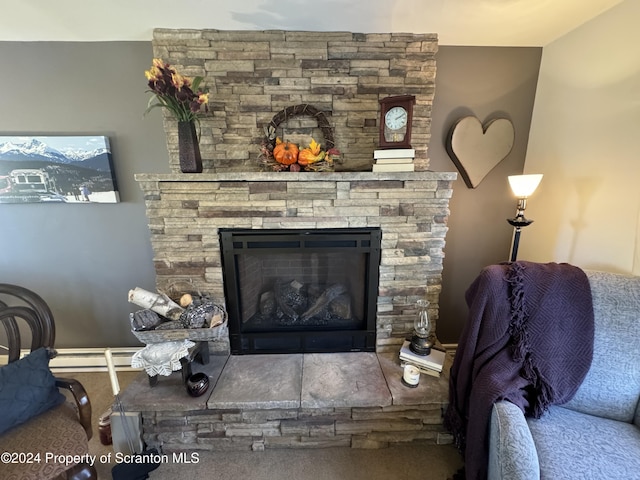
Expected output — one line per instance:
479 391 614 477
441 343 458 354
1 347 141 373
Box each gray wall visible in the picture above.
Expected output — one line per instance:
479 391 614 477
430 46 542 343
0 42 170 348
0 41 541 348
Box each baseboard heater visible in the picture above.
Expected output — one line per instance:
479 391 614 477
0 347 141 373
1 345 458 371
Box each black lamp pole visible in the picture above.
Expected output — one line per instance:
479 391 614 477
507 198 534 262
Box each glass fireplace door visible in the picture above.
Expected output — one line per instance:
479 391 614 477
220 228 381 354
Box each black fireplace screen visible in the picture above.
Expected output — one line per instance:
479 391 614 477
219 228 381 354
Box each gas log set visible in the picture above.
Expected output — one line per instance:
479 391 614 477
248 280 355 329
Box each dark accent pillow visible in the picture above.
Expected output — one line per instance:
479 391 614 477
0 347 65 435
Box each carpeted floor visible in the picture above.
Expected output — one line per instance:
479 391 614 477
69 371 464 480
67 371 140 480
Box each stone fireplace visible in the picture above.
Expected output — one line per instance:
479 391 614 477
130 172 458 452
136 29 456 353
125 30 458 453
135 171 456 354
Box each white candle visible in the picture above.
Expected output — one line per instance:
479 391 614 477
104 348 120 396
403 364 420 386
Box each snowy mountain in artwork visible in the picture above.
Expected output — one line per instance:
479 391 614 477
61 147 109 162
0 137 111 171
0 138 71 163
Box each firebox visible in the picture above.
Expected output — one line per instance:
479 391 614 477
219 228 382 354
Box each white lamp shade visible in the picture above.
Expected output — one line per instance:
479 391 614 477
508 174 543 198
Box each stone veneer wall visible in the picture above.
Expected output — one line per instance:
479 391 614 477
143 403 450 452
136 171 456 353
151 29 437 173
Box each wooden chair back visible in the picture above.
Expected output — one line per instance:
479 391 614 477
0 283 56 362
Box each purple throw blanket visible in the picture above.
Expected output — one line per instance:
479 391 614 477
444 261 594 480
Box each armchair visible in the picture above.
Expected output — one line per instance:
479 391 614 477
0 283 97 480
488 270 640 479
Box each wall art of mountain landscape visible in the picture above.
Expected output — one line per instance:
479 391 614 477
0 136 119 203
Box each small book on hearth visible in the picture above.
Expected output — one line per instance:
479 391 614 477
374 148 416 160
399 340 446 372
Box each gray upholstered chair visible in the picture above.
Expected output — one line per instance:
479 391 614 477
0 283 96 480
488 270 640 479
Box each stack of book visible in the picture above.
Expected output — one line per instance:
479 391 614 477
399 340 446 378
372 148 415 172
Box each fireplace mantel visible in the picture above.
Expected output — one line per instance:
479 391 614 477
135 171 456 183
136 170 457 353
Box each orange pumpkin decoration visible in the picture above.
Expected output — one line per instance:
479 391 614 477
298 138 323 166
298 149 324 166
273 141 299 165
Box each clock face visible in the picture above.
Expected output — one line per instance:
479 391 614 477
384 106 408 130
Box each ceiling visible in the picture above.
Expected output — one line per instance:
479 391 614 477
2 0 622 46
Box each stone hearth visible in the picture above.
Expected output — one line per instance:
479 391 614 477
120 351 453 452
135 171 456 354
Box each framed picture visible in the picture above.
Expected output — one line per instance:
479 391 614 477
0 135 119 204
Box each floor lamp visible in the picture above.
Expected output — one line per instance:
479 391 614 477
507 174 543 262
